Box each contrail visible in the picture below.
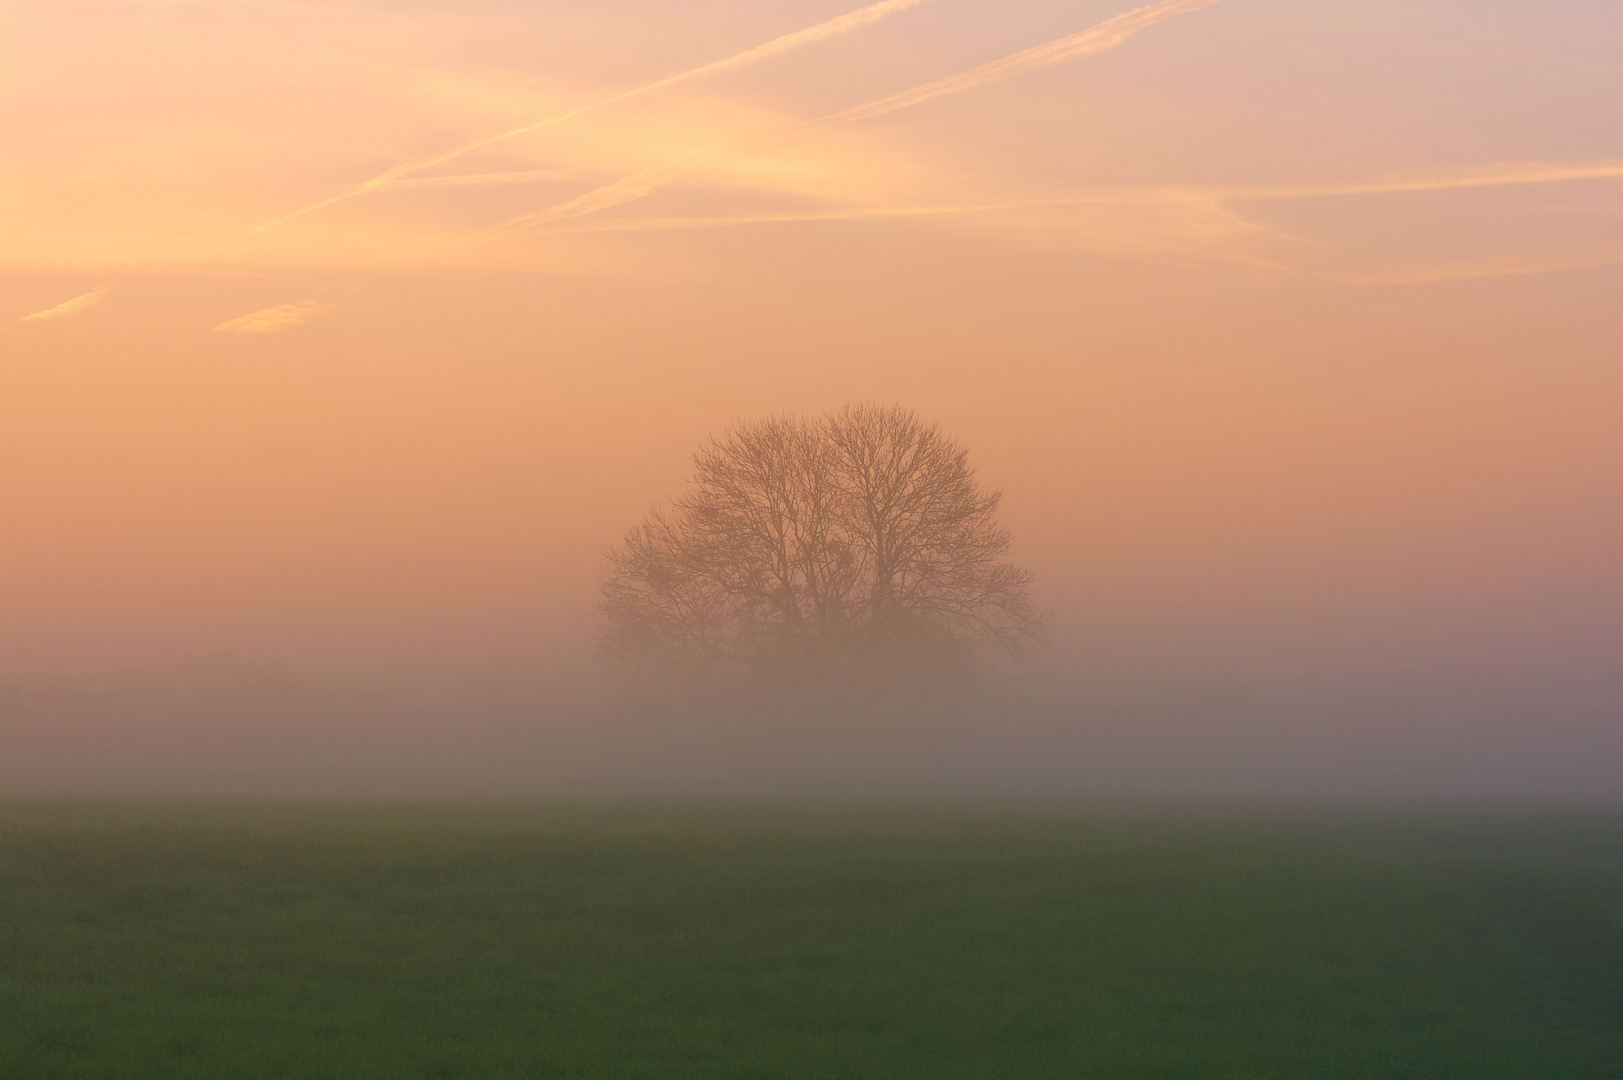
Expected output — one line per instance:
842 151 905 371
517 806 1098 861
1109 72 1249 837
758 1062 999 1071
498 158 703 231
499 0 1222 233
214 300 328 334
1351 247 1623 287
671 0 929 78
21 285 109 322
537 199 1085 233
382 169 578 191
239 0 931 237
1225 160 1623 201
542 156 1623 234
519 157 1623 239
820 0 1223 125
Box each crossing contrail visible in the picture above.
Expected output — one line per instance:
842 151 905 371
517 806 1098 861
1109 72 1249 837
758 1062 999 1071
820 0 1223 125
498 159 703 231
238 0 932 237
499 0 1223 234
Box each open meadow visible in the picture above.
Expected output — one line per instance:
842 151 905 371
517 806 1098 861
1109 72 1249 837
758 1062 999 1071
2 803 1620 1079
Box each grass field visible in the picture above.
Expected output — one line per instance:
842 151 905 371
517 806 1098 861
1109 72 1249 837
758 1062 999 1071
1 803 1620 1079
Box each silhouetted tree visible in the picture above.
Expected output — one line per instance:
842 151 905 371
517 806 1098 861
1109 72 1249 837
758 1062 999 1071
599 405 1045 678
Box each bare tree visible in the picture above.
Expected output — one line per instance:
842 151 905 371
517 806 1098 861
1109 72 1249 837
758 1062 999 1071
599 405 1046 678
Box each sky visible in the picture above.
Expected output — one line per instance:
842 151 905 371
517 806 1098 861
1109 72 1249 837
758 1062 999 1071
2 0 1622 796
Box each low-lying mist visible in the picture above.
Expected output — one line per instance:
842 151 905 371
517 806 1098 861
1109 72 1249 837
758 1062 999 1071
4 656 1619 800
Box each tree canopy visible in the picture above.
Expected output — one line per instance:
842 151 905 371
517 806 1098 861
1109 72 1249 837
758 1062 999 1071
599 404 1045 678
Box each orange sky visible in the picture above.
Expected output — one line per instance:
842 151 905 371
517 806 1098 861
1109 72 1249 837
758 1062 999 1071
3 0 1622 714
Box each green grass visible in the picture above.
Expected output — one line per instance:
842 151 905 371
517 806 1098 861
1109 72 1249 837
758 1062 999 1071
1 803 1620 1079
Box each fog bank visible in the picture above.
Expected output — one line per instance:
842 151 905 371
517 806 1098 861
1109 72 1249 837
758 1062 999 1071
4 658 1619 800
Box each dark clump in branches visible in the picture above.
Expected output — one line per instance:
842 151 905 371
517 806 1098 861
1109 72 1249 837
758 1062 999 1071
599 404 1046 680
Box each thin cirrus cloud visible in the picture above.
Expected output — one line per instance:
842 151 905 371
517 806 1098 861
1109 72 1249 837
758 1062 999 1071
21 285 110 323
239 0 934 237
496 0 1224 236
213 301 329 334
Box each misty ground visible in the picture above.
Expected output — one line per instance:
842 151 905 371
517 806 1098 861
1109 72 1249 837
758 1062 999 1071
2 803 1620 1079
7 662 1623 799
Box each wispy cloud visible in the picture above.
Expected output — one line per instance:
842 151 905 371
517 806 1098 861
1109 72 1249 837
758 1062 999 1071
1348 248 1623 287
491 160 1623 235
380 170 578 191
821 0 1223 125
214 300 328 334
498 159 705 231
1224 160 1623 201
499 0 1223 234
526 156 1623 273
534 191 1267 266
239 0 932 237
21 285 109 322
543 202 1050 233
671 0 929 79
